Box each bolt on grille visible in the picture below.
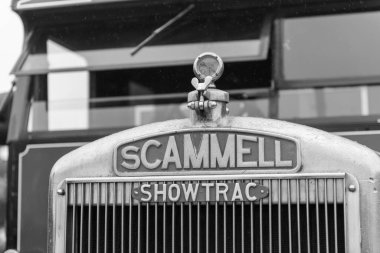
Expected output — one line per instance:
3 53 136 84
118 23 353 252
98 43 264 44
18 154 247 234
66 177 346 253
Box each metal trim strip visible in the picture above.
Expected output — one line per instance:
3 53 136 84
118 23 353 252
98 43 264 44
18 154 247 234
335 129 380 136
345 173 361 252
16 0 93 10
63 173 345 186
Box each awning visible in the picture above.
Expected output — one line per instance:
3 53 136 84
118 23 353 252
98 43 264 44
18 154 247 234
13 0 380 14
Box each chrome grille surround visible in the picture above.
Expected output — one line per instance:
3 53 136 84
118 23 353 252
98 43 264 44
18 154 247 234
53 173 360 253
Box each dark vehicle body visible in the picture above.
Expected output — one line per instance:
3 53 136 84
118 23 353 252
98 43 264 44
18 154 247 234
4 0 380 252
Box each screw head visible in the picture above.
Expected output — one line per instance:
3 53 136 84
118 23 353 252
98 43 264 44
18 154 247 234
57 188 65 195
348 184 356 192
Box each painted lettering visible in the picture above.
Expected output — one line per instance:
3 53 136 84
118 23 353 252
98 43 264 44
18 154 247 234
236 135 258 167
121 146 140 170
231 182 243 201
216 183 228 201
140 184 152 201
275 140 292 167
202 182 214 201
245 182 257 201
162 136 182 169
117 131 299 173
182 183 199 201
154 184 167 201
210 134 235 168
168 184 181 201
258 137 274 167
141 139 162 169
184 134 209 169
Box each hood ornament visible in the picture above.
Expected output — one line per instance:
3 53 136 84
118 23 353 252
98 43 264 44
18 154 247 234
187 52 229 123
193 52 224 82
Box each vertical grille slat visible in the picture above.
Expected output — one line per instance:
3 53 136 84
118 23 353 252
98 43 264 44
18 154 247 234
296 179 301 253
128 185 132 253
343 177 347 253
121 183 125 253
278 179 282 253
224 195 227 253
324 179 330 253
146 196 149 253
259 179 263 253
197 199 200 253
96 183 100 253
316 180 321 253
188 200 192 253
88 183 92 253
172 191 175 253
163 200 166 253
334 179 338 253
215 200 218 253
80 183 84 253
306 179 311 253
250 199 254 253
180 202 184 253
112 183 116 253
241 201 244 253
104 184 109 253
206 200 209 253
232 200 236 253
154 201 158 253
72 183 76 253
287 179 292 253
268 180 272 253
137 184 141 253
66 176 347 253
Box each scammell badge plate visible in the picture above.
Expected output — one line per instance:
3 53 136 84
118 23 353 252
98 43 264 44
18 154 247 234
114 128 301 176
132 182 269 203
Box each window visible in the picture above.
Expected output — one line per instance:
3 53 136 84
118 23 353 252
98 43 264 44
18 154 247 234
15 8 271 75
278 85 380 119
280 11 380 88
28 67 270 131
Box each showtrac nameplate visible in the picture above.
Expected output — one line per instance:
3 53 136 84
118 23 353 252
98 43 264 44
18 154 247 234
132 182 269 202
114 128 301 176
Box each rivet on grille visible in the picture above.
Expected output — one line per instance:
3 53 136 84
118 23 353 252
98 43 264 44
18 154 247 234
348 184 356 192
57 188 65 195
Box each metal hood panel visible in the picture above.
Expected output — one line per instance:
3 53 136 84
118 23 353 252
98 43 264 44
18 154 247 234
50 116 380 185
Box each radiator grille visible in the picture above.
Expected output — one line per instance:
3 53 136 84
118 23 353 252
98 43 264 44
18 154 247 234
66 177 346 253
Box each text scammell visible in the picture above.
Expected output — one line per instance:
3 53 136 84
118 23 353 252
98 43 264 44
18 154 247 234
115 130 300 174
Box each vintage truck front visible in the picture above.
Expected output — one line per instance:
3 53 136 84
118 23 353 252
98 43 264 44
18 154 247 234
48 54 380 253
